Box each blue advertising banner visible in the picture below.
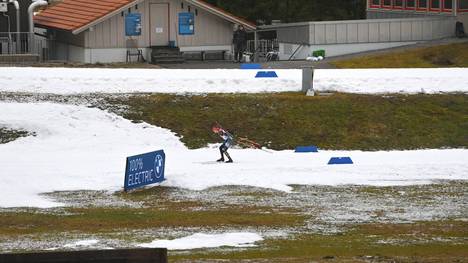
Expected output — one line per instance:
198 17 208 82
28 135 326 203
255 71 278 78
240 63 262 70
179 12 195 35
328 157 353 165
125 13 142 36
124 150 165 191
295 145 319 153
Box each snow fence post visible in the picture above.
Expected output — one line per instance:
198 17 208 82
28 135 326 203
302 66 315 96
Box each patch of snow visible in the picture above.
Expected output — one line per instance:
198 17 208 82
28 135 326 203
0 102 185 208
314 68 468 94
0 68 301 94
138 233 263 250
63 239 99 248
1 67 467 95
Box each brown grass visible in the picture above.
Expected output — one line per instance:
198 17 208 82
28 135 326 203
332 42 468 68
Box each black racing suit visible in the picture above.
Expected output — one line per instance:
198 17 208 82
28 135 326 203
218 129 234 162
233 29 247 62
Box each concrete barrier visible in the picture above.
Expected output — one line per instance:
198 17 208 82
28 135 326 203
0 248 167 263
0 54 40 63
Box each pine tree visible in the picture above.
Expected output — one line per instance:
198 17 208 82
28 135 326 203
203 0 367 24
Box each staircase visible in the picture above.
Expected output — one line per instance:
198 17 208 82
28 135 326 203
150 46 185 64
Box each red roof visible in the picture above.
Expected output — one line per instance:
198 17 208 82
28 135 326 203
34 0 256 34
34 0 135 32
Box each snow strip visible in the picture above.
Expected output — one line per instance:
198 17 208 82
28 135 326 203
313 68 468 94
0 67 301 94
138 233 263 250
1 67 467 95
1 102 467 208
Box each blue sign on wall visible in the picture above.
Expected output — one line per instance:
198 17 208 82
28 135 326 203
124 150 165 191
179 12 195 35
125 13 142 36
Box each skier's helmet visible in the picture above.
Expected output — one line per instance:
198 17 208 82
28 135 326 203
212 123 221 133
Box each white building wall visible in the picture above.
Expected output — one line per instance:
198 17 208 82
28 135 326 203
271 16 455 49
56 43 149 63
312 17 455 44
273 16 456 60
279 42 417 60
83 48 127 63
83 48 156 63
68 45 86 62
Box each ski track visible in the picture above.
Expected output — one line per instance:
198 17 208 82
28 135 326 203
0 102 467 208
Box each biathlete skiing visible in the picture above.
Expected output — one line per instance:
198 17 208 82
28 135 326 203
212 123 234 163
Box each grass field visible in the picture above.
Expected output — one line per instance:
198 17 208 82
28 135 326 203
106 92 468 151
331 42 468 68
0 182 466 262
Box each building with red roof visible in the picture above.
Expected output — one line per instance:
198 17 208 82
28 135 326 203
33 0 256 63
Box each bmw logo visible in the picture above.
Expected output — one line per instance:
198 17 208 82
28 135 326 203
154 154 164 178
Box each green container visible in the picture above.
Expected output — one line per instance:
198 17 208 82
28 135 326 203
312 49 326 57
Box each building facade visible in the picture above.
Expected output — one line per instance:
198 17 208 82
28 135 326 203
263 16 455 60
258 0 464 60
33 0 255 63
367 0 468 25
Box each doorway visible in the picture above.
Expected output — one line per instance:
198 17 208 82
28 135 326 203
150 3 170 46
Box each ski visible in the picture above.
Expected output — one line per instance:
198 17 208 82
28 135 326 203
196 161 235 165
214 122 273 154
237 137 262 149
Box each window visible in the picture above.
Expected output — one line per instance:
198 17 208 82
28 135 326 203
394 0 404 8
406 0 416 9
430 0 441 10
382 0 392 8
442 0 453 11
459 0 468 11
370 0 380 8
417 0 428 10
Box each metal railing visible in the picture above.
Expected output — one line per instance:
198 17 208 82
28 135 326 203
0 32 53 62
247 39 279 58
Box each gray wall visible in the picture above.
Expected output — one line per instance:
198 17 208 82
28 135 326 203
273 17 456 45
458 13 468 26
276 25 309 45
